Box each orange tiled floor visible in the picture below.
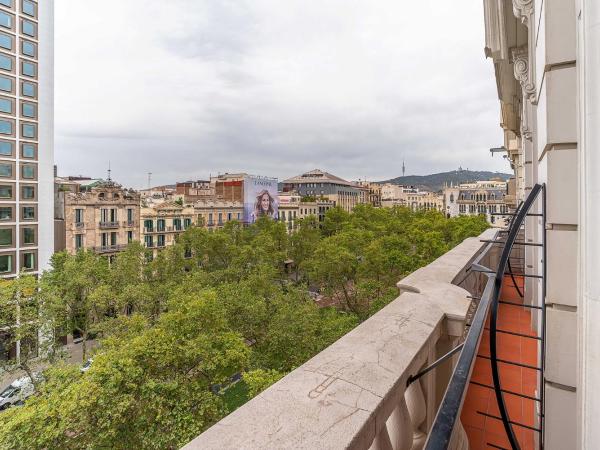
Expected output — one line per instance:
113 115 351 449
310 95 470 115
461 276 539 450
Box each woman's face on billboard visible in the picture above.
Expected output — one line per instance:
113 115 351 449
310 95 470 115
261 193 270 211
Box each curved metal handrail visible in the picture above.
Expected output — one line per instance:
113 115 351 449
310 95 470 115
489 184 543 450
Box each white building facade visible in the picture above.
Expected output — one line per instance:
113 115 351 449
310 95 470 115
0 0 53 278
484 0 599 447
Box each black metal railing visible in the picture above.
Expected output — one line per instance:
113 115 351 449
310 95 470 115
424 183 546 450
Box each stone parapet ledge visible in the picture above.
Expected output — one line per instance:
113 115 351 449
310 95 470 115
183 229 496 450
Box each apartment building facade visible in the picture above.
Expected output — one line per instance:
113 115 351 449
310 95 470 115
484 0 599 447
443 180 510 225
278 192 333 232
141 202 194 254
58 180 140 256
194 199 243 230
282 169 365 212
0 0 53 277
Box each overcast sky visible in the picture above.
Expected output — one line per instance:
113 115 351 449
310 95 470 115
55 0 509 189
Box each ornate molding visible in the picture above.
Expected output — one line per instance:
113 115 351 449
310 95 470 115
513 0 534 26
512 47 536 100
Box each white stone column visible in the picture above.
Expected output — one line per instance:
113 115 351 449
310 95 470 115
578 0 600 448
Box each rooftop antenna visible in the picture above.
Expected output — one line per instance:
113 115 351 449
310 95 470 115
402 159 406 178
107 161 112 182
148 172 152 190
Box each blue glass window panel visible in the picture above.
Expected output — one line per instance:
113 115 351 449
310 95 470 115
0 163 11 177
0 55 12 71
0 33 12 50
0 98 11 113
22 1 35 16
0 12 11 28
22 186 34 199
22 61 35 77
22 20 35 36
22 143 34 157
22 40 34 56
0 119 11 134
22 102 34 117
0 76 11 92
0 141 11 155
0 1 12 7
22 81 35 97
22 165 34 178
22 123 35 137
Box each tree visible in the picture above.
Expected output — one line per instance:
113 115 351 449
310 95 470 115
0 274 54 389
0 290 250 450
41 251 110 361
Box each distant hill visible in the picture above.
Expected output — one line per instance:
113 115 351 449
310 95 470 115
379 170 512 192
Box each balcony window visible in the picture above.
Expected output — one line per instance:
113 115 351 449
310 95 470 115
184 218 191 229
158 235 165 247
144 219 153 232
127 208 133 223
0 228 11 246
157 219 165 232
127 231 133 243
144 235 153 248
110 232 117 246
75 234 83 250
173 218 181 231
0 254 11 273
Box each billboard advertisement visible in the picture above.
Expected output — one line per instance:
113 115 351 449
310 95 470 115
243 176 279 224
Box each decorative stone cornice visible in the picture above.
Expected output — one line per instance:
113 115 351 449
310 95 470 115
513 0 534 26
512 47 535 100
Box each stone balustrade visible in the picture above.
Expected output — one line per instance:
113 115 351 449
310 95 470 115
183 229 498 450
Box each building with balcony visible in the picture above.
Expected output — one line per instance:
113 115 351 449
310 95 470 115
141 202 194 254
282 169 367 213
443 180 510 225
0 0 53 278
194 199 243 230
278 192 332 233
56 179 140 256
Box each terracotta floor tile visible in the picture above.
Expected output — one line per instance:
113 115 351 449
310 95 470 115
464 425 486 450
462 276 539 450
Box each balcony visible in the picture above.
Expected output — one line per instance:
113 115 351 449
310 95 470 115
123 220 136 228
99 221 120 229
183 228 498 450
94 244 127 254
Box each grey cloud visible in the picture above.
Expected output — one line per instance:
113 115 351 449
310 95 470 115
55 0 508 189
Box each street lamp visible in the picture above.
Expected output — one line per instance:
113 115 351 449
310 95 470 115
489 146 507 156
